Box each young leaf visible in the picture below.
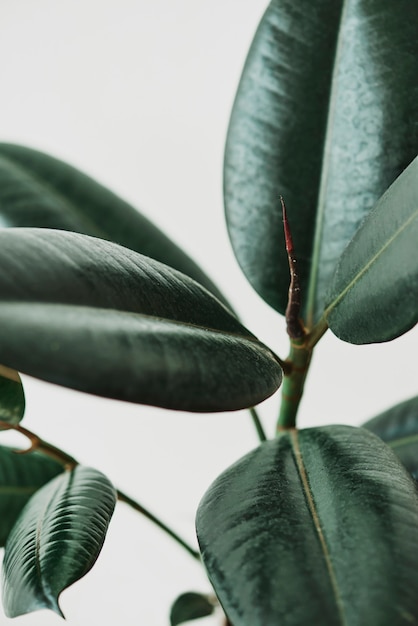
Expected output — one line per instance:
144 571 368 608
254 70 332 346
0 365 25 427
363 395 418 481
2 465 116 618
0 143 228 306
0 446 63 545
170 592 215 626
196 425 418 626
0 229 282 411
325 156 418 344
224 0 418 325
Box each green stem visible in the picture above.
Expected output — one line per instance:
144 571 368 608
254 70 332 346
276 340 312 432
0 421 200 561
275 317 328 433
117 490 200 561
306 317 328 349
249 407 267 442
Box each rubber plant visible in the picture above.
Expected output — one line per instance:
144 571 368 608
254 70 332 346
0 0 417 624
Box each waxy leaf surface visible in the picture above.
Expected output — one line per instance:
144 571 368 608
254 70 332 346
224 0 418 324
2 465 116 617
170 592 215 626
325 156 418 344
0 143 227 305
196 425 418 626
0 366 25 427
0 229 282 411
0 446 63 545
363 395 418 481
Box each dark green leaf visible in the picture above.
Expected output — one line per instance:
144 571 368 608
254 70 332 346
325 156 418 344
0 229 282 411
0 366 25 427
0 303 281 412
196 425 418 626
0 446 63 545
0 143 228 306
224 0 418 325
2 465 116 618
363 395 418 481
170 592 215 626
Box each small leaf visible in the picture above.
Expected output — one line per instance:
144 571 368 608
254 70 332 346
325 156 418 344
2 465 116 618
196 425 418 626
0 229 282 411
224 0 418 324
363 395 418 481
170 592 215 626
0 143 228 306
0 365 25 427
0 446 63 545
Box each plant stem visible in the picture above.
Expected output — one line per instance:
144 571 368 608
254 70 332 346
276 197 314 431
276 318 329 432
0 420 78 468
117 489 200 561
0 421 200 561
276 340 312 432
249 407 267 442
306 316 328 349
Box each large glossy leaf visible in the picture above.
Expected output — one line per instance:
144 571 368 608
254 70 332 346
325 156 418 344
196 425 418 626
224 0 418 325
0 446 63 545
0 143 228 306
2 465 116 617
0 365 25 427
363 396 418 481
0 228 282 411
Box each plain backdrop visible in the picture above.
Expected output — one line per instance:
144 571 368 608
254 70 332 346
1 1 417 625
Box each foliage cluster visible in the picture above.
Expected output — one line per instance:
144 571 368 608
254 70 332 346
0 1 418 624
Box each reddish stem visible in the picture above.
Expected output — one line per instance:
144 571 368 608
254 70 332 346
281 196 305 340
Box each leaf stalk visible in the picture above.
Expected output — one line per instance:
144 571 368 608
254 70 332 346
117 490 200 561
0 421 200 561
0 421 78 469
305 317 328 349
249 407 267 442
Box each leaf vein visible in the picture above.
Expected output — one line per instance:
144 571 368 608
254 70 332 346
290 429 347 626
325 206 418 316
306 0 349 325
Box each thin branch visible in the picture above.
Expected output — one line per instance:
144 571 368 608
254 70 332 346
117 489 200 561
0 421 77 469
249 407 267 442
0 421 200 561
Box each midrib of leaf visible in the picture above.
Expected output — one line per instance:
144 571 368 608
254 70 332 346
34 476 67 615
5 303 259 344
290 430 347 625
0 486 42 495
305 0 349 328
324 206 418 317
390 434 418 449
35 494 53 610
